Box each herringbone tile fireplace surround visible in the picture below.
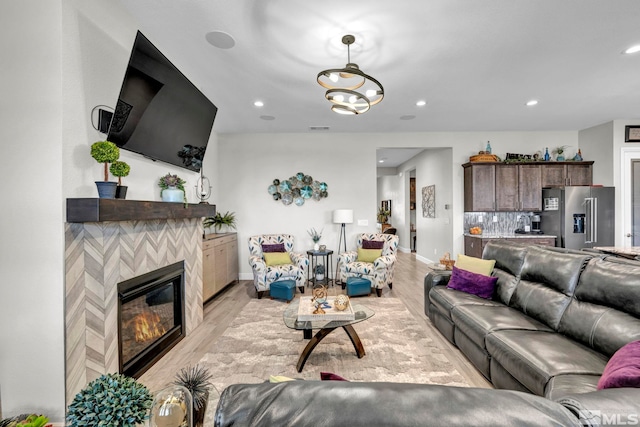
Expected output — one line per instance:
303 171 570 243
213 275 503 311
64 218 204 403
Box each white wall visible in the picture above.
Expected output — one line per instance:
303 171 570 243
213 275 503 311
219 131 579 279
578 121 614 186
0 1 65 420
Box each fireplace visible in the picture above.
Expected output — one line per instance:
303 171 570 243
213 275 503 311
118 261 185 378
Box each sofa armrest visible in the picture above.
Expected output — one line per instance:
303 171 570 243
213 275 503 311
289 251 308 271
249 255 266 273
215 381 583 427
424 270 452 316
338 251 358 264
374 254 396 270
557 388 640 427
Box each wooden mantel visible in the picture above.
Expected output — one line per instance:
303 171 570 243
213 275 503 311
66 198 216 223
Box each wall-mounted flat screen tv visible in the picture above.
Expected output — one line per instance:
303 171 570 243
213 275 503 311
108 31 217 172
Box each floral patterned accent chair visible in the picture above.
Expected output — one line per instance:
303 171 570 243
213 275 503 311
337 233 399 297
248 234 309 299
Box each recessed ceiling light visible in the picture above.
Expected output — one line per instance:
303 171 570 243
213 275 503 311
526 100 539 107
416 100 427 107
205 31 236 49
623 44 640 55
378 159 385 163
254 101 264 107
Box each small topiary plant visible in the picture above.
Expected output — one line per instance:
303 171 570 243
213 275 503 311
91 141 120 181
67 373 153 427
109 160 130 186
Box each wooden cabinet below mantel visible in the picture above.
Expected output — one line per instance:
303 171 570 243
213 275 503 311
203 233 238 302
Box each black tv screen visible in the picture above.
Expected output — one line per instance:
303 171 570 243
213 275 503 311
108 31 217 172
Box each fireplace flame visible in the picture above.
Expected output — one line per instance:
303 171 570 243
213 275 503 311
133 311 166 342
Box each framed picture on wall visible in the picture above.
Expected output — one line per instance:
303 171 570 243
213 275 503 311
422 185 435 218
625 126 640 143
381 200 392 216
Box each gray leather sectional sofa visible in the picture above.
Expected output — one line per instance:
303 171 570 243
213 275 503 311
213 240 640 426
425 240 640 399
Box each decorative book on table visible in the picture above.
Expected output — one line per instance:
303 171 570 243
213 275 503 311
297 296 355 321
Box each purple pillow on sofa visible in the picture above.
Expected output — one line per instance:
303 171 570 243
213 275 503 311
446 266 497 300
362 239 384 250
262 243 286 253
597 340 640 389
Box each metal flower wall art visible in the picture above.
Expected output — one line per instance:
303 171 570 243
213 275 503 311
268 172 328 206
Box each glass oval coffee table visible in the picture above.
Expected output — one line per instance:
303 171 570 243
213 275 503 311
283 297 375 372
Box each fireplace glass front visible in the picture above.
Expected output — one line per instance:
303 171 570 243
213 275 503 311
118 261 185 378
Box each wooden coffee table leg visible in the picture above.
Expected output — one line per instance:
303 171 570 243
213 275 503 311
297 328 334 372
343 324 366 358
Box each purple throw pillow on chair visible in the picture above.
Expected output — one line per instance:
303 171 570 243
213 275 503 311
597 340 640 389
362 239 384 250
446 266 497 300
262 243 286 253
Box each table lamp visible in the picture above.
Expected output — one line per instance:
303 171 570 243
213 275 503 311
333 209 353 254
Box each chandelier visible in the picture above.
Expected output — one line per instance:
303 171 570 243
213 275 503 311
317 35 384 115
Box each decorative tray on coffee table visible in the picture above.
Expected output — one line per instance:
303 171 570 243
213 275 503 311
297 296 355 321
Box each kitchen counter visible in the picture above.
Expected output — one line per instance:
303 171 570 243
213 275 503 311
464 234 557 258
464 233 557 239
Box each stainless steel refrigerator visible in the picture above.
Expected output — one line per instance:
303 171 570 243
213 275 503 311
540 187 615 249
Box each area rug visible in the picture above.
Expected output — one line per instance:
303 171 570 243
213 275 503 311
200 297 470 420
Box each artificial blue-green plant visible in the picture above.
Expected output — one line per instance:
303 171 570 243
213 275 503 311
66 373 153 427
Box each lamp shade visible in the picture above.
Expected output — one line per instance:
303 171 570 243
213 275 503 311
333 209 353 224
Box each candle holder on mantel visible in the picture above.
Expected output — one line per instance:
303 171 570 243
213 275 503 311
195 169 212 204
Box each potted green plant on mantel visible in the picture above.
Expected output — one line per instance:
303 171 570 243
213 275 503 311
158 172 187 204
109 160 130 199
203 211 237 234
553 145 570 161
66 373 153 427
91 140 120 198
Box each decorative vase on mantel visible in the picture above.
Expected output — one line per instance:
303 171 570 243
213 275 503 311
162 186 184 203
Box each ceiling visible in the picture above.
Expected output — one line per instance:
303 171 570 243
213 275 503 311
117 0 640 137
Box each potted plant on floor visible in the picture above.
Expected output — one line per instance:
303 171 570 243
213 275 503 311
91 140 120 198
172 364 213 427
110 160 130 199
67 373 153 427
203 211 237 234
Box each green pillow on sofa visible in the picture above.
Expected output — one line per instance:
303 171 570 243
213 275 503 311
357 248 382 263
455 254 496 276
263 252 292 266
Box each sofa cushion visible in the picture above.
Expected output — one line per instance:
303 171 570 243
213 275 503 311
483 241 528 305
263 252 292 266
357 248 382 263
362 239 384 249
510 246 592 329
451 305 553 351
486 330 608 396
429 287 503 320
559 258 640 357
544 374 600 401
261 243 286 253
447 266 498 299
597 340 640 389
456 254 496 276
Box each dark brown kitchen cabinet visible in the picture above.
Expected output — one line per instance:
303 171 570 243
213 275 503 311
541 162 593 187
464 163 496 211
464 161 593 212
464 163 542 212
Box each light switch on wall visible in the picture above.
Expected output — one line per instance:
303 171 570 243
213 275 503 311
357 219 368 226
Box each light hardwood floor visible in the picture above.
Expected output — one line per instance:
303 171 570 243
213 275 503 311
138 251 492 393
